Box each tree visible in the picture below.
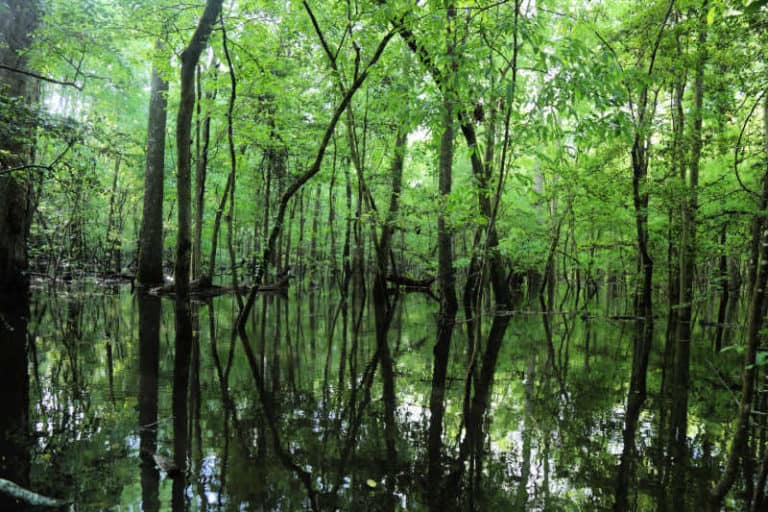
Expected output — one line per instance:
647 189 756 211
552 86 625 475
174 0 225 296
136 40 169 287
0 0 38 288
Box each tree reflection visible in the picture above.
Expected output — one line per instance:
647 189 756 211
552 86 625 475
138 293 161 512
0 287 31 505
173 296 193 511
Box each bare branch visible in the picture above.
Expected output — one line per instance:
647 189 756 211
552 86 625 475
0 139 76 176
0 63 83 90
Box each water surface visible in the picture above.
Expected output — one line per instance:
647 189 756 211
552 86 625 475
0 281 738 510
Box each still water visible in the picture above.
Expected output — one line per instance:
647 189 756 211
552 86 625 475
0 281 741 510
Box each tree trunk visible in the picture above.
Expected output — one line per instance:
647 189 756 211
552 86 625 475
714 226 729 352
670 7 707 504
105 154 122 274
0 0 37 289
174 0 224 297
372 128 406 500
428 27 459 505
137 40 169 287
613 3 675 509
193 66 215 281
221 19 242 308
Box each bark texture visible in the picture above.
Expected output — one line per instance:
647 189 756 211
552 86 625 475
137 40 169 287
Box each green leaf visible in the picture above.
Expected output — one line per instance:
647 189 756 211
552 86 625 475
706 6 716 25
746 351 768 369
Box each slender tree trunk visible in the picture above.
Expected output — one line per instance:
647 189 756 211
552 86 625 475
671 8 707 504
613 3 675 508
105 154 122 274
372 129 406 505
329 146 339 283
428 19 459 503
310 183 322 287
174 0 224 297
193 66 215 281
209 173 233 281
715 226 729 351
137 40 169 287
221 18 242 308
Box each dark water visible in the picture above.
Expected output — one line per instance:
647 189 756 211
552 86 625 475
0 281 741 510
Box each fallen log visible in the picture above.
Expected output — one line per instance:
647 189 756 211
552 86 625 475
149 275 231 298
0 478 68 510
385 274 435 289
385 274 437 301
257 273 291 293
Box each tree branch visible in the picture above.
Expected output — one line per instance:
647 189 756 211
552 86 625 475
0 139 76 176
236 28 396 331
0 63 83 90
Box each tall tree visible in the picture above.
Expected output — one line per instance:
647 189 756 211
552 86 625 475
0 0 38 288
137 40 169 287
174 0 224 296
613 2 674 510
428 5 459 509
670 2 708 504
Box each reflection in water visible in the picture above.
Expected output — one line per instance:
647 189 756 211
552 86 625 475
173 296 192 511
515 353 535 510
457 315 513 491
138 293 161 512
614 313 651 512
8 284 744 510
0 287 30 508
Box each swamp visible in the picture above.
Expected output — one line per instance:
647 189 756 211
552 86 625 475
1 0 768 510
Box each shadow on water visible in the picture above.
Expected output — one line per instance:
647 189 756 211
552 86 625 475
0 282 746 510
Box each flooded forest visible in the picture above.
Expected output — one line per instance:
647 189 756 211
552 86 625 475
1 0 768 510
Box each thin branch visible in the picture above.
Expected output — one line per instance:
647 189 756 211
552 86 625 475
0 63 83 90
733 89 767 198
0 139 76 176
466 0 511 21
303 1 337 68
646 0 676 79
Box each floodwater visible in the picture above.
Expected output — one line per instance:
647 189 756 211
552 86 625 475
0 281 743 510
